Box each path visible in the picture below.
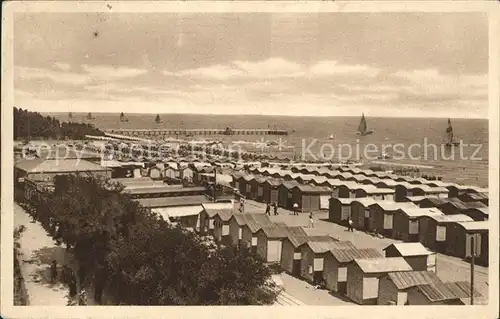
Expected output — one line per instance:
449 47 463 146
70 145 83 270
14 203 96 306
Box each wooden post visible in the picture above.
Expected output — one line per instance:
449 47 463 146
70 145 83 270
213 168 217 203
470 235 475 305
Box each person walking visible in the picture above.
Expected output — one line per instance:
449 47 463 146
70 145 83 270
309 213 314 228
292 203 299 216
50 260 58 284
265 202 271 216
347 217 354 232
239 197 245 213
273 202 278 215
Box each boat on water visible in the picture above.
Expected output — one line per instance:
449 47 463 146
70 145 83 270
155 114 162 124
356 113 374 136
87 112 95 120
444 118 460 147
328 134 335 140
120 112 129 122
68 112 73 121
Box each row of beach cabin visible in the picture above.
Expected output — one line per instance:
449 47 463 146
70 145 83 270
328 198 489 266
197 206 482 305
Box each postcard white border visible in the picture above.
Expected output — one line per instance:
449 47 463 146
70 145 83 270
2 2 499 319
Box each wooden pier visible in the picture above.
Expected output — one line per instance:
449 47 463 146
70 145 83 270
105 128 289 137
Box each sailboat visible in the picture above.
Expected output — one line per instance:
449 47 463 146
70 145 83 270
328 133 335 140
120 112 129 122
444 118 460 147
68 112 73 121
155 114 162 124
87 112 95 120
356 113 374 136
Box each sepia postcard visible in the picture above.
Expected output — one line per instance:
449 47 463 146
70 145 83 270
1 1 499 319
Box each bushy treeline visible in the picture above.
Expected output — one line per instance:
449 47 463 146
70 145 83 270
30 174 277 305
14 107 105 140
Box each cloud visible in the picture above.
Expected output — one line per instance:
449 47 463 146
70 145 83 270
81 65 148 80
309 60 380 77
15 66 90 85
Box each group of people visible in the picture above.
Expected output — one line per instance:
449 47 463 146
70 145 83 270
265 202 279 216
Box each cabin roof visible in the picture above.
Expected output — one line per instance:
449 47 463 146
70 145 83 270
427 214 474 223
280 181 300 189
387 271 443 290
416 197 450 206
306 240 354 254
136 195 210 208
231 213 265 226
245 214 275 233
384 242 435 256
15 158 110 173
329 248 382 263
415 283 464 302
443 281 482 299
125 186 206 195
457 221 489 231
373 201 417 212
398 207 444 218
259 225 291 239
354 257 413 274
214 209 239 221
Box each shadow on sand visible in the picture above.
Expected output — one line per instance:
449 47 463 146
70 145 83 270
328 290 355 303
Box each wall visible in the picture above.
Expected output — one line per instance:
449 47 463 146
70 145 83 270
405 256 428 272
280 239 295 273
228 219 241 246
323 254 339 292
241 226 253 249
346 262 364 304
377 275 400 305
256 231 267 261
300 246 314 282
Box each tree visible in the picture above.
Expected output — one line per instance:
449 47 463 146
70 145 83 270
42 174 277 305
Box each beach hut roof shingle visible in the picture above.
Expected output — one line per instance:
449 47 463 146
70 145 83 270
374 201 418 212
280 181 300 189
214 209 239 221
415 283 466 302
245 214 275 233
259 225 291 239
443 281 482 299
329 248 382 263
384 243 434 257
306 239 354 254
353 257 413 273
387 271 443 290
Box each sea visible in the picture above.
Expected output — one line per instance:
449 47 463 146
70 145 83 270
46 113 489 188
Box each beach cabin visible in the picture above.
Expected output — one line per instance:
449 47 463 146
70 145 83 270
458 192 489 206
213 209 238 245
445 221 489 266
148 166 162 179
290 185 332 213
151 204 204 230
367 202 418 236
447 184 487 199
242 175 255 198
413 197 449 209
262 179 281 205
240 215 276 253
395 183 449 202
418 214 474 252
164 166 180 179
377 271 446 305
256 226 306 263
233 175 247 195
336 182 363 198
383 243 436 272
180 166 195 182
329 198 355 225
355 185 395 201
393 207 444 242
249 176 267 201
346 257 413 305
300 239 355 284
295 174 317 184
280 232 331 277
308 176 328 187
323 248 382 294
439 200 488 220
350 198 380 230
372 179 399 190
199 202 235 235
278 181 300 209
229 213 269 246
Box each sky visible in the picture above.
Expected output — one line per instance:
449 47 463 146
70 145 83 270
14 12 489 118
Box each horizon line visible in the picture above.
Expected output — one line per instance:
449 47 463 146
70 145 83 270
19 109 488 120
